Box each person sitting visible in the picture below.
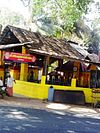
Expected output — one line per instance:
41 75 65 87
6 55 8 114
0 76 6 98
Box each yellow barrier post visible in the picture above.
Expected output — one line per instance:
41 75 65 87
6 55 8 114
20 46 28 81
71 78 76 88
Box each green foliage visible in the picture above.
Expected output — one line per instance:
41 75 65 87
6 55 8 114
32 0 92 37
75 0 91 12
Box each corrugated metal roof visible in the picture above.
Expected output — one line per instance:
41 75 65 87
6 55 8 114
0 25 99 64
69 42 88 57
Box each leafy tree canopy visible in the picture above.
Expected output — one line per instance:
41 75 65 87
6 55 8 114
84 0 100 54
32 0 92 37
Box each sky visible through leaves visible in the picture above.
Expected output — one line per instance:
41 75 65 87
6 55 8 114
0 0 99 28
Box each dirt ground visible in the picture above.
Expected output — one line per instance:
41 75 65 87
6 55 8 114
0 95 100 114
0 95 46 109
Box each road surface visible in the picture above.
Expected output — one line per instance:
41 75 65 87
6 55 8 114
0 105 100 133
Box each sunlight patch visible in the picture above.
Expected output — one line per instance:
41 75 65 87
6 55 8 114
2 127 10 131
23 124 37 128
15 126 25 130
86 121 100 125
6 114 28 120
50 110 66 115
74 113 100 119
46 103 70 110
69 107 97 113
70 121 76 124
11 111 27 115
67 130 76 133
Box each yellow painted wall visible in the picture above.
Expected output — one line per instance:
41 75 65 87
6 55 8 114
13 77 99 103
13 81 46 99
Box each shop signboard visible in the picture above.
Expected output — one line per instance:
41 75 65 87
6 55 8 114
4 52 36 63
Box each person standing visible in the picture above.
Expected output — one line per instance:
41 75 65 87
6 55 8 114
6 75 16 96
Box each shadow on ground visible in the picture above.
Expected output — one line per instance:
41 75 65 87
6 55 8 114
0 105 100 133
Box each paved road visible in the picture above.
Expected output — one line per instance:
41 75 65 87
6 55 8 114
0 105 100 133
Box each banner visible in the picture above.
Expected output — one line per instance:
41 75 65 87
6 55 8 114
4 52 36 63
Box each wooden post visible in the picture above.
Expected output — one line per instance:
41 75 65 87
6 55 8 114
72 61 80 87
41 56 50 85
58 59 63 68
73 61 80 78
0 50 4 65
42 56 50 76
